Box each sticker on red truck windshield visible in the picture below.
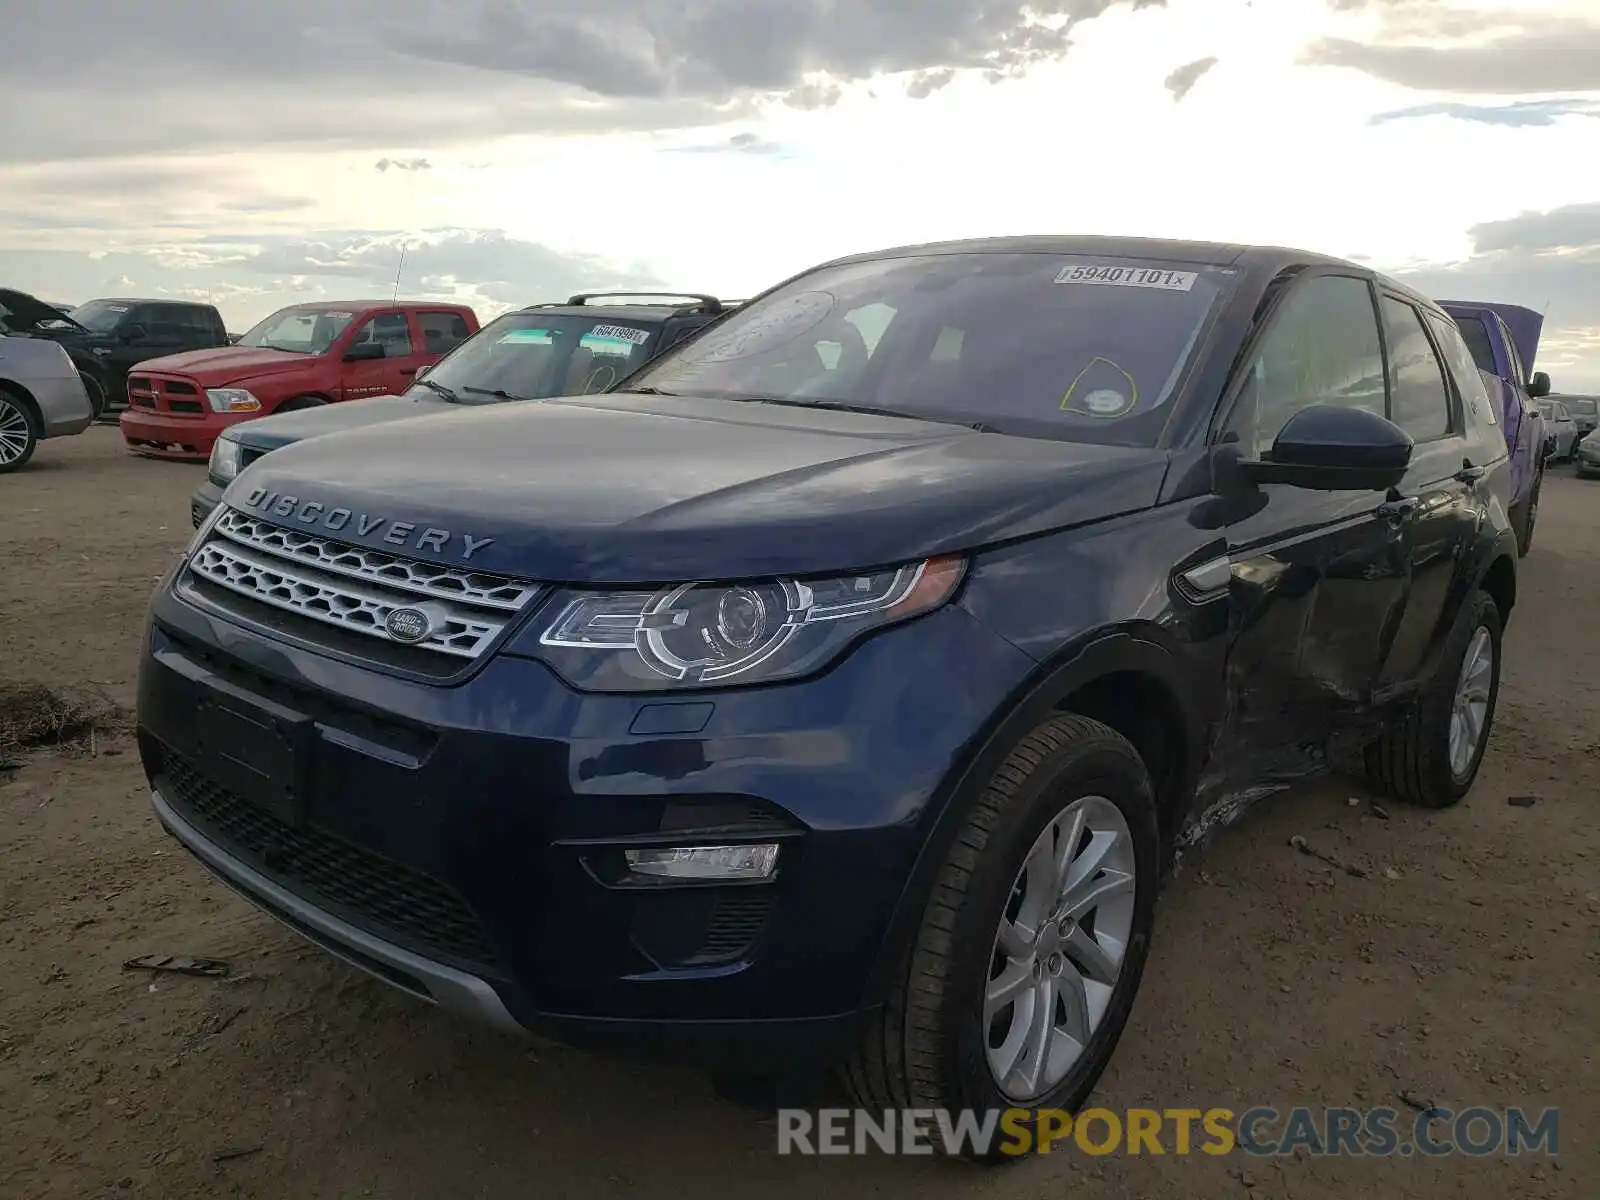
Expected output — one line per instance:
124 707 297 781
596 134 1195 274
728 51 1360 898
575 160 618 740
1053 263 1198 292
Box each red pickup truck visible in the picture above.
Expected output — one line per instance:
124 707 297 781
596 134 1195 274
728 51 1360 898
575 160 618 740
119 300 479 460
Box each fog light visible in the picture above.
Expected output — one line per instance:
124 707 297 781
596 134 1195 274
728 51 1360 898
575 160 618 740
625 843 779 881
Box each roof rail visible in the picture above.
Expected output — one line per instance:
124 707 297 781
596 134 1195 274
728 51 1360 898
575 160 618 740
566 291 726 313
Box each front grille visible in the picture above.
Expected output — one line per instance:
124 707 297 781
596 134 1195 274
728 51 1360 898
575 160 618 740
182 508 543 663
163 750 500 970
128 376 150 391
164 380 198 395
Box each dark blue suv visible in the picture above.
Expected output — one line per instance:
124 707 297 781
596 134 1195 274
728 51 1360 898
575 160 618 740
137 236 1517 1158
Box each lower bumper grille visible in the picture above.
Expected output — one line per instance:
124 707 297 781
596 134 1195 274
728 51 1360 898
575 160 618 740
161 750 500 972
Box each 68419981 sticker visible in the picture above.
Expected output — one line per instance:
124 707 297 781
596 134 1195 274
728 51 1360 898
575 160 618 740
1053 263 1198 291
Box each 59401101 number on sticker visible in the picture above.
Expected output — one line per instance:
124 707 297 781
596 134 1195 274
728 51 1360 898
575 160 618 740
1053 264 1198 292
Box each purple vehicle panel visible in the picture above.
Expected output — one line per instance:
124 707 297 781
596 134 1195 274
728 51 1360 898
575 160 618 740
1439 300 1550 527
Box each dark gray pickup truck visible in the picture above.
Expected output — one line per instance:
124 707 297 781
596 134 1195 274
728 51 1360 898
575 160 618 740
0 290 229 418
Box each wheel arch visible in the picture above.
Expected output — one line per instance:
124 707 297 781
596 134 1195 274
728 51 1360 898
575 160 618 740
0 377 43 426
1479 551 1516 628
271 391 335 412
858 625 1211 1009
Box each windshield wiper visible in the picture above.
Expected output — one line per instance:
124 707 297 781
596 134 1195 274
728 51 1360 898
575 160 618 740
618 386 678 396
415 377 462 403
462 385 535 402
731 394 998 433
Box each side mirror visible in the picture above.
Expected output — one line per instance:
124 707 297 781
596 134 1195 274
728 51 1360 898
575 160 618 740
1237 404 1413 492
1527 371 1551 398
343 341 386 362
121 323 147 342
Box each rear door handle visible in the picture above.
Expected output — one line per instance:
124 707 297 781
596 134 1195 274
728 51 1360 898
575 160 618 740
1378 496 1421 520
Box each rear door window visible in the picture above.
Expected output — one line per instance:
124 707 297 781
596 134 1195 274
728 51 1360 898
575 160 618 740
1452 316 1497 376
1382 297 1453 442
1426 311 1497 431
418 310 472 355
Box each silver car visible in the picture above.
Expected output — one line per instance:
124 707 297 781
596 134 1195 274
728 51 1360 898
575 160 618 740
1538 398 1579 462
0 333 95 472
1553 393 1597 446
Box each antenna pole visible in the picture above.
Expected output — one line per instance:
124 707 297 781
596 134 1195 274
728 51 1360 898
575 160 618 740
392 244 407 301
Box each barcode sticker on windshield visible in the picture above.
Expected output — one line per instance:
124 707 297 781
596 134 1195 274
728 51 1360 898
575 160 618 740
1053 264 1198 291
590 324 650 345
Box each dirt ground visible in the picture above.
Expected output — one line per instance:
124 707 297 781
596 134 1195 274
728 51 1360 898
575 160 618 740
1 427 1594 1199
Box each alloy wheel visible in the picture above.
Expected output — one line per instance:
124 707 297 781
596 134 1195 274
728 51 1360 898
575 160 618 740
0 396 33 466
984 794 1136 1102
1448 626 1494 778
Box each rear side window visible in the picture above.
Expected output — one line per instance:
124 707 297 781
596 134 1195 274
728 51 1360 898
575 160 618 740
172 306 218 337
1382 298 1451 442
1425 311 1497 431
418 310 471 355
1452 316 1497 376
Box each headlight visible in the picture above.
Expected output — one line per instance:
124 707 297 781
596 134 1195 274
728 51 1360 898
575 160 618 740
205 387 260 413
208 436 243 482
532 555 967 692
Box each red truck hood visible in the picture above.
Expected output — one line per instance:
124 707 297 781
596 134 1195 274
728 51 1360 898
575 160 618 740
138 346 316 384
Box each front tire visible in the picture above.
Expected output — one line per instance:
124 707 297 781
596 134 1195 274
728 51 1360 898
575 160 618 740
275 395 326 413
0 387 40 473
841 714 1160 1162
1365 590 1502 809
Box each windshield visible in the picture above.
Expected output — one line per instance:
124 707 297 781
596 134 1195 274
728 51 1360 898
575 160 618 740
67 300 132 333
1561 397 1597 416
236 306 357 354
621 251 1231 444
1451 316 1498 376
417 312 661 403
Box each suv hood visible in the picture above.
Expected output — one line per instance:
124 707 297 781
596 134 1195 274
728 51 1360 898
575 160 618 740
228 391 457 452
141 345 315 383
0 287 85 333
221 392 1170 583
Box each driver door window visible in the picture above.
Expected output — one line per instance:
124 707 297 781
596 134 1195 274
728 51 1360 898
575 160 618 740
748 303 889 397
1224 274 1387 457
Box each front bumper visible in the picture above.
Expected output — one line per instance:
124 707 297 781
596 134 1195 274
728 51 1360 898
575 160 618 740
136 584 1036 1067
120 407 220 460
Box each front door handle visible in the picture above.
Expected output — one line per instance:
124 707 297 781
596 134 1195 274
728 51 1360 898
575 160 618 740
399 367 418 376
1454 461 1486 483
1378 496 1421 520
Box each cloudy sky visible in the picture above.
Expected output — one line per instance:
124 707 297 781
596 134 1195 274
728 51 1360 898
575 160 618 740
1 0 1597 388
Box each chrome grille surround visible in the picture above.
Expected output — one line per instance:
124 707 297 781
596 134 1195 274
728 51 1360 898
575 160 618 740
183 507 541 660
